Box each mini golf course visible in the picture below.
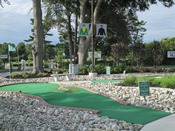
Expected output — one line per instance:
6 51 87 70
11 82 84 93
0 83 171 124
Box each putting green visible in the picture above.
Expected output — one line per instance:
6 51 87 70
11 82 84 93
0 83 170 124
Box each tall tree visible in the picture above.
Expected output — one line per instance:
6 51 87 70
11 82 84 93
78 0 103 66
78 0 174 66
43 0 76 64
32 0 44 73
17 42 27 60
132 42 145 66
111 42 128 66
151 41 165 67
42 0 175 67
127 15 146 66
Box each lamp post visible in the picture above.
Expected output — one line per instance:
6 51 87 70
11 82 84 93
91 0 95 73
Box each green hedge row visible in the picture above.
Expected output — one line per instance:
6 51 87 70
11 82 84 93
123 75 175 89
78 65 175 75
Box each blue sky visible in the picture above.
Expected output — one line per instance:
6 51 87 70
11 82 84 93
0 0 175 44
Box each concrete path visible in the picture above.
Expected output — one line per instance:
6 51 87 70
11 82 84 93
141 114 175 131
0 72 10 77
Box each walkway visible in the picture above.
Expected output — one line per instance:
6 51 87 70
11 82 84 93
141 114 175 131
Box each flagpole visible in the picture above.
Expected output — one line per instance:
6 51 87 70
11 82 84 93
8 49 11 81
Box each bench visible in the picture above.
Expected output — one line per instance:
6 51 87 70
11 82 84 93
51 73 73 82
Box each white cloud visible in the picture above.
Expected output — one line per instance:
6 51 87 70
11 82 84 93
137 3 175 42
0 0 33 44
1 0 32 15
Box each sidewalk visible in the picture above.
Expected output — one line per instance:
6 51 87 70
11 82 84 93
0 72 10 77
141 114 175 131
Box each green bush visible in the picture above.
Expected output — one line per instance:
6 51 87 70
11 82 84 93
160 76 175 88
125 66 136 73
43 61 49 68
11 72 20 78
95 65 105 74
148 77 161 87
0 60 4 69
111 66 125 73
123 76 137 86
36 72 48 77
78 65 89 75
123 75 175 89
136 76 160 87
11 71 29 78
51 69 64 74
21 71 29 78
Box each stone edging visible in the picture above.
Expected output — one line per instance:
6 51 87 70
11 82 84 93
0 87 99 114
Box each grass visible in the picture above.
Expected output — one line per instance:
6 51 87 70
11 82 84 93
0 83 171 124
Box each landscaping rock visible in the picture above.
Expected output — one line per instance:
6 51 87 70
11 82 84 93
1 73 174 130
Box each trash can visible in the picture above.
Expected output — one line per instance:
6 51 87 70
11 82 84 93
69 64 79 75
106 66 110 75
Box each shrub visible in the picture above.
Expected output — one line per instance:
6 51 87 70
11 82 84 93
36 72 48 77
43 61 49 68
136 76 160 87
123 76 137 86
11 72 20 78
78 65 89 75
125 66 136 73
123 75 175 89
11 71 29 78
21 71 29 78
160 76 175 88
0 59 4 69
51 69 64 74
95 65 105 74
111 66 125 73
148 77 161 87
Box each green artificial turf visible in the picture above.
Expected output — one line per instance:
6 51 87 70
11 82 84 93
0 83 170 124
91 79 123 83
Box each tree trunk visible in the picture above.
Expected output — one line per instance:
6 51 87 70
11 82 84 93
78 36 91 66
31 45 36 73
74 12 78 64
32 0 44 73
78 0 103 66
67 13 74 64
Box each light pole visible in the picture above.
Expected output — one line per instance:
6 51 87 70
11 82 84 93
91 0 95 72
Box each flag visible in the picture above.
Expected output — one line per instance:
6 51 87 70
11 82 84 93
8 45 16 52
